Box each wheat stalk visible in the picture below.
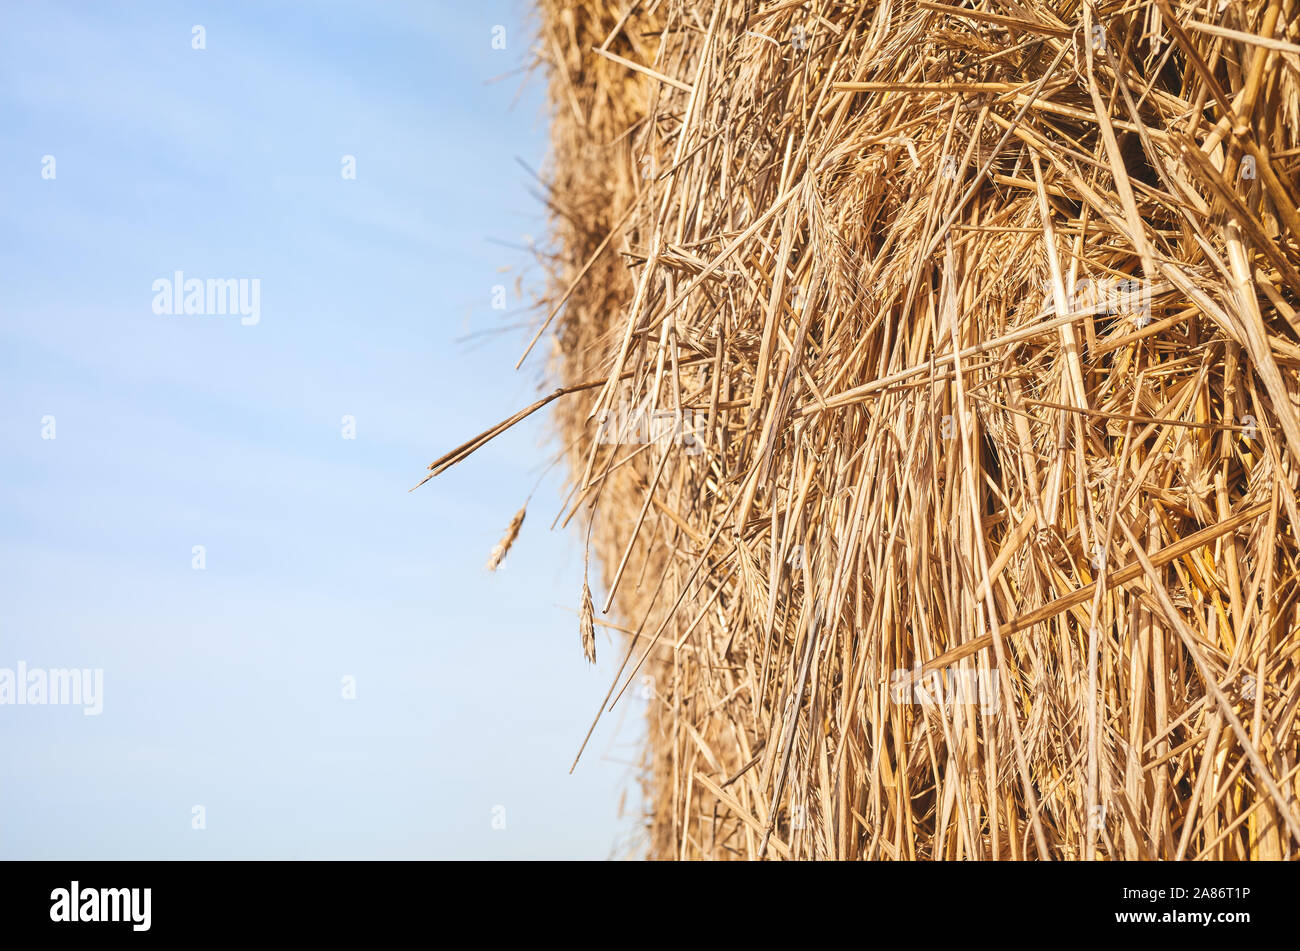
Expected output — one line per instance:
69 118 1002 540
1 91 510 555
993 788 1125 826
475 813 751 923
485 505 525 572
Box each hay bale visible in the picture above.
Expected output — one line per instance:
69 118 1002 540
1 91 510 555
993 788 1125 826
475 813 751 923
425 0 1300 859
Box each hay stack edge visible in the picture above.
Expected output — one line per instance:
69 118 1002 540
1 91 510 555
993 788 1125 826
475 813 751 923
422 0 1300 860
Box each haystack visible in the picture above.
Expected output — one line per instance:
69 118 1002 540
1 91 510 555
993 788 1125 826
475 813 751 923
423 0 1300 859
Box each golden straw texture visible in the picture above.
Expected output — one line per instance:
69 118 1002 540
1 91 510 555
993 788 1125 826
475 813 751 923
429 0 1300 859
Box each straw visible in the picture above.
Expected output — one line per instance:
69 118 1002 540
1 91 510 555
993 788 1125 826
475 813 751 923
424 0 1300 860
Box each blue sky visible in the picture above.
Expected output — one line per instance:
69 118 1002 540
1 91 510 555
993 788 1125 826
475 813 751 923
0 0 642 859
